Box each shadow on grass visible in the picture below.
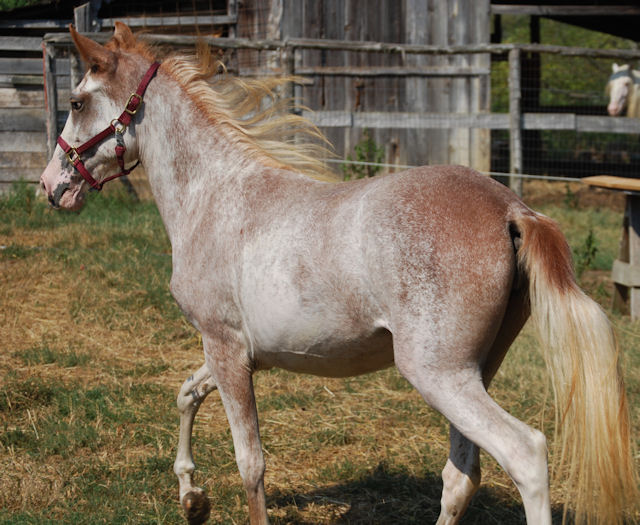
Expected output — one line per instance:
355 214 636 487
268 462 567 524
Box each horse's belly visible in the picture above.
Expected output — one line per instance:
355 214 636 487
253 327 394 377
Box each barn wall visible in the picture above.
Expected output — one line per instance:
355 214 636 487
1 0 491 192
0 40 52 193
239 0 491 172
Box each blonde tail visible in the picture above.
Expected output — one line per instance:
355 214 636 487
514 212 638 524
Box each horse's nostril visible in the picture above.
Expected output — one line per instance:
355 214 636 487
48 195 59 208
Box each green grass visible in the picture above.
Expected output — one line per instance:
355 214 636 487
0 181 638 524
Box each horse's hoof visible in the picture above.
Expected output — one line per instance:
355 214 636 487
182 490 211 525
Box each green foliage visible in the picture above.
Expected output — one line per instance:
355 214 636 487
574 228 599 278
563 184 579 209
491 16 638 113
342 129 385 180
535 203 619 272
0 0 40 11
16 346 91 368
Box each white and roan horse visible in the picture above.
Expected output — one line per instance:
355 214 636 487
40 24 638 525
606 63 640 117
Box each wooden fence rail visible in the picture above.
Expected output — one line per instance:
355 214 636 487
2 34 637 193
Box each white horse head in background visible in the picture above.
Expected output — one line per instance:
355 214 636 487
606 63 640 117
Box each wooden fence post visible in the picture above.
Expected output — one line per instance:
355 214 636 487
282 44 294 102
70 3 93 90
508 48 523 197
43 42 58 161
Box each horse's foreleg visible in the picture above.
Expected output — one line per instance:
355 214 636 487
436 425 480 525
174 363 217 524
208 343 268 525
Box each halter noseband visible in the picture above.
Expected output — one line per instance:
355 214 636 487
57 61 161 191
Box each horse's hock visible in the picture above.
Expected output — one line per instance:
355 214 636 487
583 175 640 319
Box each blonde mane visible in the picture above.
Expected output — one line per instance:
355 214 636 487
111 34 336 181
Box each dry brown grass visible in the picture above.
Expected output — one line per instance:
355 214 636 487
1 181 638 524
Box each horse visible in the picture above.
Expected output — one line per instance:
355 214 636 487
40 23 637 525
606 63 640 117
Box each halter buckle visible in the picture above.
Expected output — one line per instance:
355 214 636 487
110 118 127 134
125 92 143 115
65 146 81 165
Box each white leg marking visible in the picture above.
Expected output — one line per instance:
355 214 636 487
436 425 481 525
173 363 217 523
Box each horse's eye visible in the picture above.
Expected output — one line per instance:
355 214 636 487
70 98 84 112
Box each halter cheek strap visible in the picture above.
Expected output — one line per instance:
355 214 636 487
57 61 161 191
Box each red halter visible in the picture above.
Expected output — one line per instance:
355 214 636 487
57 61 161 191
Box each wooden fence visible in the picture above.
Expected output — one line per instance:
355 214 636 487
5 34 640 193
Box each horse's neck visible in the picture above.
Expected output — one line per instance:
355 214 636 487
137 76 253 244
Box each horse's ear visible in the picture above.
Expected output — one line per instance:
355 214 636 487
69 24 116 74
113 22 136 49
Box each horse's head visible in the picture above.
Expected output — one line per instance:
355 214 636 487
40 23 154 210
606 63 633 116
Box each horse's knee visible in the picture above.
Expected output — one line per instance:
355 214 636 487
177 369 216 413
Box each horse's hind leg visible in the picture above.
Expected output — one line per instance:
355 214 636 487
436 426 480 525
174 363 217 524
436 292 529 524
397 347 550 524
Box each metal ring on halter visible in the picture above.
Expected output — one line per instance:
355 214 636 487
110 118 127 134
65 146 81 165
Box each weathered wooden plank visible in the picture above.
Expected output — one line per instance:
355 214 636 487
43 34 640 61
44 44 58 160
522 113 576 130
56 89 71 107
629 196 640 319
612 259 640 288
508 48 522 196
0 19 70 30
0 58 42 76
577 115 640 134
492 5 640 16
303 109 640 134
303 110 509 129
0 36 43 53
582 176 640 193
0 87 44 108
294 65 489 76
101 14 238 28
0 151 47 168
0 108 45 132
470 0 491 173
0 168 43 182
0 131 47 153
0 74 43 87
